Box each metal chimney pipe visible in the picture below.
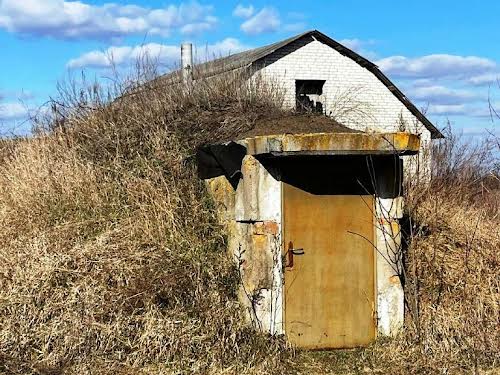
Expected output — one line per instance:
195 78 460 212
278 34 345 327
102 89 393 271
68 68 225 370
181 43 193 84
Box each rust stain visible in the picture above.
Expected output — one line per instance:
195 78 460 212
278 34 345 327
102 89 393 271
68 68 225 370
378 219 401 235
389 275 400 285
393 132 410 149
390 221 400 236
264 221 279 235
241 226 274 294
254 221 279 235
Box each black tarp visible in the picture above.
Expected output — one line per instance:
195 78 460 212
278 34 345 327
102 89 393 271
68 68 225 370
196 142 247 189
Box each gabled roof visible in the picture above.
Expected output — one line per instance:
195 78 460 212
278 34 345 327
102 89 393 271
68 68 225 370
163 30 443 139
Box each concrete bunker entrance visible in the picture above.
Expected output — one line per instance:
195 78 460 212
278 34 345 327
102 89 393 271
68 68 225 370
201 132 420 348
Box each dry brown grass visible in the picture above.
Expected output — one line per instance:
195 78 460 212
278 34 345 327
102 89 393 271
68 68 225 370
0 66 498 374
0 71 292 374
394 128 500 373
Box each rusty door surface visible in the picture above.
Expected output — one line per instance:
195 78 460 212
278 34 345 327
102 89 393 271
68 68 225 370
283 182 376 349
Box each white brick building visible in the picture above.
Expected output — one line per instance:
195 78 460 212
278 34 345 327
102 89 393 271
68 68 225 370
189 31 440 138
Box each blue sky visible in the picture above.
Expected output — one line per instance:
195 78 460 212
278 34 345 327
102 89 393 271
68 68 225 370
1 0 499 135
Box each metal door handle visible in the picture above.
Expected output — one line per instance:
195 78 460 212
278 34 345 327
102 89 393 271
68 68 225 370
286 242 304 268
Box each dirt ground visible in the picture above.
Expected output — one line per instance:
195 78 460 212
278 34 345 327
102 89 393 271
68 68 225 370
238 112 360 138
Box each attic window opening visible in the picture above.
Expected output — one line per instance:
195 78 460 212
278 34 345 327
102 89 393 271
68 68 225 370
296 80 325 114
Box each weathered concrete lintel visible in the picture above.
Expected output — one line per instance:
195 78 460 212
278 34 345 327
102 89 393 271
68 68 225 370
267 150 410 157
241 132 421 156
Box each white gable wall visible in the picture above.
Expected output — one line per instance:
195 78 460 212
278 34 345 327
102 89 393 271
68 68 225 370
253 39 432 174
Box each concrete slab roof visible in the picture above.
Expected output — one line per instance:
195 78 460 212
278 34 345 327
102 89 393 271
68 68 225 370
240 132 420 156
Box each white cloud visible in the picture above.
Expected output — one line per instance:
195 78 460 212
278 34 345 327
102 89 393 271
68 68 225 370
466 73 500 86
282 22 306 33
233 4 254 18
376 54 496 79
199 37 250 59
0 89 35 102
67 44 176 69
180 21 215 35
461 127 499 137
338 38 378 60
0 102 27 120
427 104 468 116
409 85 481 105
339 38 366 52
425 103 498 118
0 0 217 39
67 38 249 69
410 78 436 87
240 7 280 35
238 5 307 35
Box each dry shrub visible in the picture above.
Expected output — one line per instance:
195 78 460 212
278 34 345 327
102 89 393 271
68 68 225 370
391 127 500 373
0 70 290 374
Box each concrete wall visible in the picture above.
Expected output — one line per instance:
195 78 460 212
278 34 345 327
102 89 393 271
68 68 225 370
374 198 405 335
207 156 284 335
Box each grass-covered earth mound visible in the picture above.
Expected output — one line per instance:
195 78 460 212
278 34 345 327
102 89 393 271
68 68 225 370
0 71 498 374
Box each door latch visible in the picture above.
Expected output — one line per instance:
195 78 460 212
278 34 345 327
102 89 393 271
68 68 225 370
285 241 305 268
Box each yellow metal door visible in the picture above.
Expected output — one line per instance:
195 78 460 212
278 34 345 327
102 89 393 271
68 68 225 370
283 182 376 349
